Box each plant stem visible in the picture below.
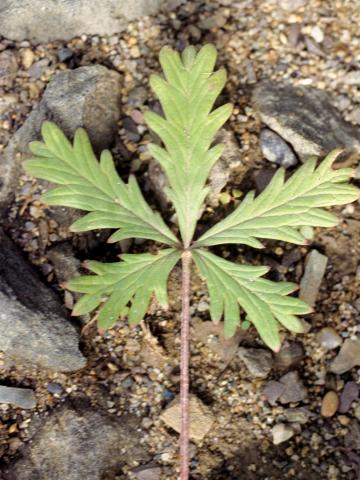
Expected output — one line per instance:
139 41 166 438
180 249 192 480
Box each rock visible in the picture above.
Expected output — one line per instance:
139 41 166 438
279 0 306 11
238 347 273 378
339 382 359 414
27 58 50 79
47 382 63 395
274 342 305 371
1 401 148 480
279 371 307 404
321 391 339 417
252 81 360 161
259 129 298 168
58 48 73 63
344 420 360 451
0 65 122 217
311 26 324 43
132 463 162 480
20 48 34 69
299 250 328 307
0 386 36 409
330 338 360 374
271 423 295 445
263 371 307 405
0 1 185 42
192 318 244 365
343 71 360 86
284 407 312 424
0 228 86 372
0 49 18 87
316 327 342 350
160 395 215 442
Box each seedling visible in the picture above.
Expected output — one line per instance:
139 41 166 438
24 45 359 479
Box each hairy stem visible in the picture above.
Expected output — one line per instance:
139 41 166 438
180 250 192 480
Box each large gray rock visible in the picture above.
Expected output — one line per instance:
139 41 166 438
0 0 184 43
252 81 360 160
0 228 86 372
1 400 148 480
0 65 122 217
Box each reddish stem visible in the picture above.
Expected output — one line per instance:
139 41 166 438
180 250 192 480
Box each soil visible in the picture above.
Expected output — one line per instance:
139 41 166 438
1 1 360 479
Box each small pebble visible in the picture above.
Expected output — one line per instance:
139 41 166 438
321 391 339 417
0 385 36 409
271 423 295 445
47 383 63 395
260 129 298 168
316 327 342 350
339 382 359 413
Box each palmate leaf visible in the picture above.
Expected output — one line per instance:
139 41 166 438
145 44 232 247
192 249 311 351
67 248 181 329
24 122 178 246
196 149 359 248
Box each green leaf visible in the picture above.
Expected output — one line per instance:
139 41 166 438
196 150 359 248
24 122 178 246
192 249 311 351
68 248 181 328
145 44 232 247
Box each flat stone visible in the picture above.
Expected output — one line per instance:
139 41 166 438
0 386 36 409
316 327 343 350
252 81 360 161
0 64 122 219
299 250 328 307
0 1 185 42
278 371 307 404
238 347 273 378
330 338 360 374
260 128 298 168
284 407 312 424
160 395 215 442
1 400 148 480
339 382 359 413
262 380 285 406
321 391 339 417
0 228 86 372
271 423 295 445
132 463 162 480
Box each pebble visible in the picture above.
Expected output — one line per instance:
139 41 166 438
21 48 35 69
311 26 324 43
279 371 307 404
47 382 63 395
160 395 215 441
316 327 342 350
330 338 360 374
271 423 295 445
259 129 298 168
321 391 339 417
238 347 273 378
284 407 312 424
274 342 305 371
339 382 359 413
27 58 50 79
299 250 328 307
343 71 360 86
0 385 36 409
132 463 162 480
58 47 73 62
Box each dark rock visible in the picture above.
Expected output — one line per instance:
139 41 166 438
259 129 298 167
274 342 305 371
278 371 307 404
0 228 86 372
238 347 273 378
339 382 359 414
58 47 73 62
252 81 360 160
345 420 360 451
0 385 36 409
299 250 328 307
0 0 185 42
1 400 148 480
0 65 122 218
263 371 307 405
